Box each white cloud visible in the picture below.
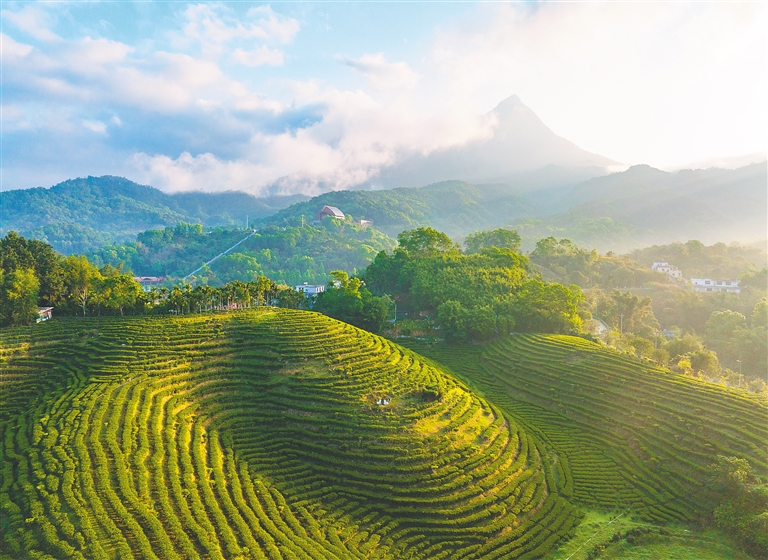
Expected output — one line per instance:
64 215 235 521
132 86 494 194
337 53 418 89
1 33 33 59
430 2 767 168
132 151 268 193
179 3 299 64
232 46 284 67
82 120 107 134
1 6 59 42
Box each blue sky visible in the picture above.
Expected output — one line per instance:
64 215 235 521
2 1 766 194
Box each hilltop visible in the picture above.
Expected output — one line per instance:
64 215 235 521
1 310 580 559
0 176 306 253
3 159 766 255
1 310 766 559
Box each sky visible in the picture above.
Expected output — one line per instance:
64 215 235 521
2 1 766 195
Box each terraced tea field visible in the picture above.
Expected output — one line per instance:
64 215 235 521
0 311 581 559
403 335 768 551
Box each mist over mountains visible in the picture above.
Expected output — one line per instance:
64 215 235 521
359 95 619 190
3 95 765 254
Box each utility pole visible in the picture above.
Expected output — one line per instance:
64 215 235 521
619 313 624 335
246 215 249 230
301 214 305 228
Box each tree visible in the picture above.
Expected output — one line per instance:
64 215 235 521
465 229 521 254
2 268 40 326
397 228 457 256
689 349 721 377
314 270 390 332
507 280 584 334
0 231 65 306
437 301 468 341
101 274 143 316
751 298 768 329
597 290 659 338
62 255 103 315
664 334 704 361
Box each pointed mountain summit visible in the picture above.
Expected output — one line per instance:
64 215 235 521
367 95 619 190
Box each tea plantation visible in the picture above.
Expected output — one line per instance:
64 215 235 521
0 310 583 559
403 335 768 556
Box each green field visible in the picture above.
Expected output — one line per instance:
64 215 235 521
401 335 768 558
1 311 765 559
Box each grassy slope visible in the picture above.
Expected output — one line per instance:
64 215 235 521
1 311 578 560
400 335 767 558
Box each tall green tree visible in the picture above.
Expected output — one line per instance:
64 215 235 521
464 228 521 254
101 274 143 316
2 268 40 326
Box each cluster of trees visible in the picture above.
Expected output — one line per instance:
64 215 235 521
529 236 668 289
524 235 767 390
89 220 396 287
362 228 585 341
588 288 767 390
0 232 149 324
312 271 393 333
629 239 766 279
0 232 308 326
709 456 768 557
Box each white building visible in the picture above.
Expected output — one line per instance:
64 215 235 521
651 262 683 280
691 278 740 293
36 307 54 323
295 283 325 297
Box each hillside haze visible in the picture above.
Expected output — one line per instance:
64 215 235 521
511 160 768 251
360 95 618 190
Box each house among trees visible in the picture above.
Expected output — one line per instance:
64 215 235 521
133 276 165 292
359 219 373 228
295 283 325 297
36 307 53 323
691 278 741 293
651 261 683 280
317 206 345 221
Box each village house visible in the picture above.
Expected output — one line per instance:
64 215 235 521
651 262 683 280
316 206 345 221
133 276 165 292
295 283 325 297
691 278 741 293
36 307 53 323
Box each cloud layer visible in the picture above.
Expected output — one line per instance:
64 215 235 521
2 2 766 194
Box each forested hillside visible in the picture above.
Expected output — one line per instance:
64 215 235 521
257 181 535 240
510 162 767 251
89 220 396 286
1 176 306 253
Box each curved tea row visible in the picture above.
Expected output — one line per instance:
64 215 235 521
403 334 768 523
0 311 580 559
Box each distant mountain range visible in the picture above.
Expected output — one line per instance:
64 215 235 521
510 161 767 251
264 95 619 195
0 176 307 253
2 92 765 256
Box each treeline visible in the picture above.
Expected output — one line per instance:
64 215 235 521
88 220 396 286
0 232 303 326
358 227 584 340
527 236 767 386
